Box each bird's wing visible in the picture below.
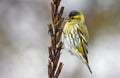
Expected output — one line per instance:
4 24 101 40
77 24 89 53
75 23 92 73
78 24 89 45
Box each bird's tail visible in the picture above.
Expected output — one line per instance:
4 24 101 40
75 51 92 74
86 63 92 74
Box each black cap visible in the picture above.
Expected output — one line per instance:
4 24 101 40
68 10 80 18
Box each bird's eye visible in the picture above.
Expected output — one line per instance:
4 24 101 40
71 17 74 19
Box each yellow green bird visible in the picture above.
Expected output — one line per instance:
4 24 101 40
62 10 92 73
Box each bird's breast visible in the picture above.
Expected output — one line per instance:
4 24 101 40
63 23 74 34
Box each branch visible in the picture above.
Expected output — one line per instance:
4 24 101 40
48 0 64 78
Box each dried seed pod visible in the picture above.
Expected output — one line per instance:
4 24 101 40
51 2 55 18
57 0 61 6
57 41 63 51
51 37 56 51
53 16 58 26
52 0 56 3
48 24 53 36
56 30 62 44
53 51 60 72
48 47 54 61
48 60 53 78
54 63 63 78
58 7 64 19
54 18 64 29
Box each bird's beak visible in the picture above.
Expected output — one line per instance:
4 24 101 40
65 18 71 22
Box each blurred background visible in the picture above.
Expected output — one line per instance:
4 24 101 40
0 0 120 78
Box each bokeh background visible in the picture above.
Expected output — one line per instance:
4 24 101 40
0 0 120 78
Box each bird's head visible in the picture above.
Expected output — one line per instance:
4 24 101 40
66 10 85 24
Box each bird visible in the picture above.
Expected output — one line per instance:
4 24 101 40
62 10 92 73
